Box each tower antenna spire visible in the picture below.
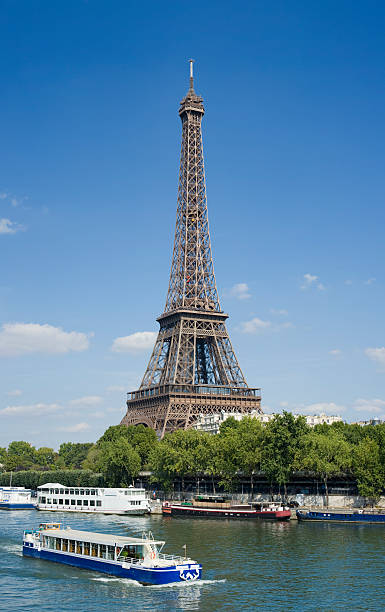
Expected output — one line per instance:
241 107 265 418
189 58 195 91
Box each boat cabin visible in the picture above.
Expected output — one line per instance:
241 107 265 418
24 524 165 563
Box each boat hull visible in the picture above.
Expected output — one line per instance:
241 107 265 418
296 510 385 524
0 503 35 510
22 545 202 585
36 506 148 515
163 504 291 520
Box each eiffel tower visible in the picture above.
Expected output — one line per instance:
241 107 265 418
121 61 261 437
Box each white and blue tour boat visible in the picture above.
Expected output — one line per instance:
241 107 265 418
0 487 35 510
23 523 202 585
36 483 150 515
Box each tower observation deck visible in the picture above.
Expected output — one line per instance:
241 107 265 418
121 61 261 437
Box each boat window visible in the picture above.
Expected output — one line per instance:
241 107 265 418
91 490 96 495
75 489 79 495
53 499 57 504
71 500 76 506
69 540 75 553
55 489 59 495
84 542 90 555
40 497 46 504
99 544 107 559
85 490 90 496
96 501 101 507
56 538 61 550
76 542 82 555
91 543 98 557
47 498 51 504
70 489 74 495
65 499 69 505
107 546 115 560
65 489 69 495
77 500 82 506
79 490 84 496
90 500 95 506
83 499 88 506
59 499 63 504
62 539 68 552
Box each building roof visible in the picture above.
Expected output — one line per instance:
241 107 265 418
41 527 164 547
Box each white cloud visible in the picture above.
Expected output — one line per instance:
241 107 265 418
270 309 288 316
296 402 346 415
280 401 289 407
0 323 91 357
364 277 376 285
329 349 342 356
345 280 353 285
6 389 23 397
300 273 325 291
70 395 103 406
57 422 90 433
240 317 272 334
239 317 293 334
353 398 385 414
111 331 157 353
106 385 126 393
0 218 24 235
228 283 251 300
0 403 61 416
365 347 385 370
0 193 8 200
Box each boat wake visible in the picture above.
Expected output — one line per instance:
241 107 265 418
90 576 225 589
91 577 143 586
148 578 226 589
1 543 22 557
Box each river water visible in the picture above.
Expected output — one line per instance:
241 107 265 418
1 509 384 611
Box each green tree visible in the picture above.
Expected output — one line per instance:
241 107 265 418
97 438 141 486
97 425 157 468
353 438 384 505
236 417 264 496
261 413 309 499
6 441 37 471
58 442 94 468
149 442 180 491
35 447 56 468
297 429 352 507
0 447 7 467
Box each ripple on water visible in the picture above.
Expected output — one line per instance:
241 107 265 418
1 511 385 611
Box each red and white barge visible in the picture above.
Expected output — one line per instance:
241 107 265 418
162 496 291 521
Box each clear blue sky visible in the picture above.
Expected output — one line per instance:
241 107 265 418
1 0 384 448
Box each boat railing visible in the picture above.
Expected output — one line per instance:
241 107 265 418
157 553 188 563
117 555 142 565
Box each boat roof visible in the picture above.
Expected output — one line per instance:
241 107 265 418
40 527 165 547
37 483 145 491
37 483 66 488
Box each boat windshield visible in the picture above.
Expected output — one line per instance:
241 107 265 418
117 544 146 561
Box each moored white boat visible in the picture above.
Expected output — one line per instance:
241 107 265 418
23 522 202 585
0 487 36 510
36 483 150 515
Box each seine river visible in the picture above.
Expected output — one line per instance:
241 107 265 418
1 509 384 611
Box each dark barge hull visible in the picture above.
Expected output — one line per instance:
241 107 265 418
163 505 291 520
296 510 385 524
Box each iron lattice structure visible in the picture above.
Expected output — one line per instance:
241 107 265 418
121 62 261 437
